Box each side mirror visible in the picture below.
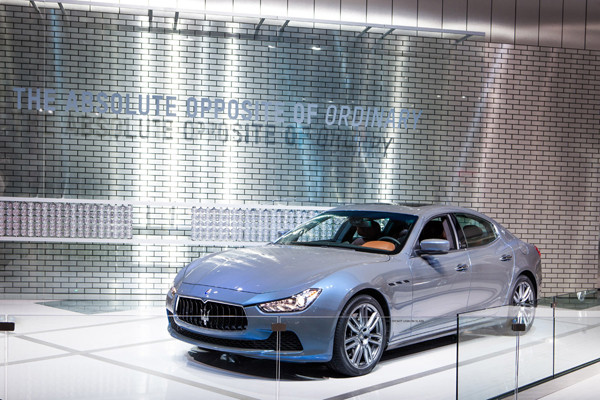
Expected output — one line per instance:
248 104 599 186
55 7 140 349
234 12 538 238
418 239 450 255
277 230 290 238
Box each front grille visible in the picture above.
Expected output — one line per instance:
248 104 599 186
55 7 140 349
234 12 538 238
169 316 303 351
176 296 248 331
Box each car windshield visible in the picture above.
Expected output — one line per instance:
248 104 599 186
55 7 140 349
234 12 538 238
275 211 418 254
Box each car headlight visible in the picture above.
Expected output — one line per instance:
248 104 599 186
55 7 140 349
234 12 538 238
169 285 177 296
258 288 322 313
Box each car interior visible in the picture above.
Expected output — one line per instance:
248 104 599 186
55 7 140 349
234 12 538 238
346 217 412 252
417 217 457 251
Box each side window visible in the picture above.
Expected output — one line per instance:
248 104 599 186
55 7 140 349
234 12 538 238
418 215 457 250
454 214 498 248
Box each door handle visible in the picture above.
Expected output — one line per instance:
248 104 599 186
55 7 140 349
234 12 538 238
500 254 513 262
455 264 469 272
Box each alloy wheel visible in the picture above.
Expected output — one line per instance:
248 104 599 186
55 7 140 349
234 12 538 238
343 303 384 369
513 280 534 305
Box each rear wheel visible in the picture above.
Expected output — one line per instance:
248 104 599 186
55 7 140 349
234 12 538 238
328 295 386 376
512 275 535 305
495 275 536 335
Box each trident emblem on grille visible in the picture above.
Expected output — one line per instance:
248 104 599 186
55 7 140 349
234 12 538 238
200 308 210 326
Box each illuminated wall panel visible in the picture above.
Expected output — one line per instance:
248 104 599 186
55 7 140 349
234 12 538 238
0 201 133 239
0 4 599 299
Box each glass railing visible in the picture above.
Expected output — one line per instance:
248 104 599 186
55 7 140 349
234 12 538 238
457 289 600 399
1 314 7 400
456 304 554 399
2 291 600 399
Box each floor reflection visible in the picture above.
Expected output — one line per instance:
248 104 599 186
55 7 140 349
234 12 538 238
187 348 338 380
186 335 458 381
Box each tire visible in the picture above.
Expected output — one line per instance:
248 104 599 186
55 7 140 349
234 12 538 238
328 295 387 376
494 275 536 335
511 275 536 306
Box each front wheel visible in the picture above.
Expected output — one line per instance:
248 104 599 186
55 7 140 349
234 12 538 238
328 295 387 376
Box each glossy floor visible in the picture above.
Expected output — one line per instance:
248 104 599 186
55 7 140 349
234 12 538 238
1 300 599 400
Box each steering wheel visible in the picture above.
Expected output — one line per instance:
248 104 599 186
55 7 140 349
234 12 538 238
378 236 402 248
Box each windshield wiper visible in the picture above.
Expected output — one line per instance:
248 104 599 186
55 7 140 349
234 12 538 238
288 240 333 246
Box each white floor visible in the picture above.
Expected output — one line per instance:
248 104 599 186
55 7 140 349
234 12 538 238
520 361 600 400
1 300 599 400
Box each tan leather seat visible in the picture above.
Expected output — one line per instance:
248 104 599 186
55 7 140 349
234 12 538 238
362 241 395 252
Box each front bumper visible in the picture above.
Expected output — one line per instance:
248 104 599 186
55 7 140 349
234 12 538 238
166 294 337 363
169 313 304 351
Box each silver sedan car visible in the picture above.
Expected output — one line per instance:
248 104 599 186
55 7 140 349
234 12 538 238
167 204 541 376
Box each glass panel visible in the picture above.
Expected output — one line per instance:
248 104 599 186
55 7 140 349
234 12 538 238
457 307 519 399
1 314 6 400
277 316 347 399
276 316 459 399
6 313 279 399
457 302 555 399
554 289 600 374
512 304 554 388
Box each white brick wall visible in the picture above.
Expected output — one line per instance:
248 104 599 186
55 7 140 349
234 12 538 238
0 6 598 299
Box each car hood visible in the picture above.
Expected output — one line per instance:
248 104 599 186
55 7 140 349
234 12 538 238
182 245 390 294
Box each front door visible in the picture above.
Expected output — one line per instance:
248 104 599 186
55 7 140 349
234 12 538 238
409 215 472 333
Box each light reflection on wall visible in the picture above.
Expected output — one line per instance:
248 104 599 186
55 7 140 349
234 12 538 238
221 35 243 201
134 28 159 201
163 35 188 202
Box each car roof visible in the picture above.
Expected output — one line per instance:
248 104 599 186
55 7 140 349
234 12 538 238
327 203 493 222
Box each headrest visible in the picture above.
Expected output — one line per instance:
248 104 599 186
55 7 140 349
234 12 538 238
462 224 483 241
420 220 444 240
357 221 381 238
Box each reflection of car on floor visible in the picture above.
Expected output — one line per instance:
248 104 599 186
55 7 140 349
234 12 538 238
166 204 541 376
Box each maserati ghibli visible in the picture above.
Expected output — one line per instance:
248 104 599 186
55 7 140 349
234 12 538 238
166 204 541 376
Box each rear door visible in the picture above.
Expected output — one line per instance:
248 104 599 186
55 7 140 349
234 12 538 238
453 213 516 311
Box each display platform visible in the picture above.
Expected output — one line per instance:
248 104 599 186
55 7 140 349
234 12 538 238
0 300 458 400
2 298 600 399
